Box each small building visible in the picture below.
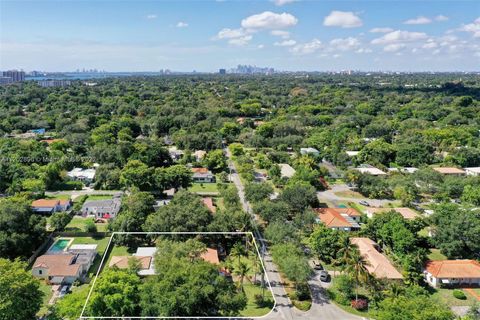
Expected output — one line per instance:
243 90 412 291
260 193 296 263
81 198 121 219
351 237 403 280
355 166 387 176
346 151 360 157
424 260 480 288
32 199 71 214
388 167 418 174
168 146 184 161
465 167 480 176
191 168 216 183
202 197 216 213
194 150 207 162
32 244 97 285
314 208 361 231
300 147 320 156
67 168 96 185
365 207 419 220
433 167 466 176
279 163 296 179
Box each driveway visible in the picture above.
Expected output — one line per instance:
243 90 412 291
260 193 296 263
317 184 392 208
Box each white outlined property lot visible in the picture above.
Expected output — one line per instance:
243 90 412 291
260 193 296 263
80 231 276 319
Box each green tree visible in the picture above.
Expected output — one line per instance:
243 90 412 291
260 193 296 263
49 211 72 231
0 259 43 320
308 224 343 264
244 182 273 203
120 160 153 190
203 150 227 173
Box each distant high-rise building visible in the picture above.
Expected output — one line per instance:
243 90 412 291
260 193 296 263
219 69 226 75
2 70 25 82
37 80 72 88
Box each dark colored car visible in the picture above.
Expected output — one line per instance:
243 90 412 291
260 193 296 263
319 270 329 282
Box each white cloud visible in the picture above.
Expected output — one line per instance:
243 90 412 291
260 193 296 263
323 11 362 28
271 0 298 6
271 30 290 38
228 35 253 46
371 30 428 44
370 27 394 33
403 16 432 25
435 15 449 22
146 14 157 19
383 43 406 52
274 39 297 46
257 44 265 49
422 41 438 49
215 28 248 39
241 11 298 29
459 17 480 38
356 48 372 53
290 38 322 54
329 37 360 51
176 21 189 28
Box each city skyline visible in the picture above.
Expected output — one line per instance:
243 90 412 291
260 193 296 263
1 0 479 72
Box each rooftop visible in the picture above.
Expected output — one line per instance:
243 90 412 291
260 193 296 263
32 199 59 208
425 260 480 279
315 208 360 228
109 256 152 270
355 167 387 175
433 167 466 175
201 248 220 265
279 163 296 178
367 207 419 220
202 197 216 213
33 254 80 277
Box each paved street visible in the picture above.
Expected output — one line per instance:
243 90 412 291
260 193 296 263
225 148 365 320
317 184 392 208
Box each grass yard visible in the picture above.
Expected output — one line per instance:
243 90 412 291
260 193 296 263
46 194 71 200
188 183 219 193
37 280 54 317
239 283 274 317
428 249 448 261
431 288 477 307
65 216 109 232
71 236 111 277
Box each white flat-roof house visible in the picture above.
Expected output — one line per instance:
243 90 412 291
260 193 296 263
355 166 387 176
279 163 296 178
67 168 96 185
465 167 480 176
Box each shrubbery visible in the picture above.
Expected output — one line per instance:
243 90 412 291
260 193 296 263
453 289 466 300
351 298 368 310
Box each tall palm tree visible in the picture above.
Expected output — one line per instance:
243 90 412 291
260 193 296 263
231 242 245 266
336 235 355 275
345 246 371 301
249 250 260 283
234 261 251 292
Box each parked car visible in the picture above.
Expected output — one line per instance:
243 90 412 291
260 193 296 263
359 200 370 206
59 285 70 298
319 270 329 282
312 260 323 270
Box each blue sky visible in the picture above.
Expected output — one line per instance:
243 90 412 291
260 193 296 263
1 0 479 71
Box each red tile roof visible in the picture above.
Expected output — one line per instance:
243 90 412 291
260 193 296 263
33 254 80 277
315 208 352 228
32 199 60 208
336 207 361 217
109 256 152 269
201 248 220 265
433 167 466 175
202 197 216 213
191 167 209 173
425 260 480 278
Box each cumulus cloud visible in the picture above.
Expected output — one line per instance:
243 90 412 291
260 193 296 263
383 43 406 52
435 15 449 22
403 16 432 25
257 44 265 49
228 35 253 46
271 30 290 38
146 14 157 19
290 38 322 54
371 30 428 45
274 39 297 46
271 0 298 6
214 28 253 46
370 27 394 33
329 37 360 51
176 21 189 28
241 11 298 29
459 17 480 38
323 11 362 28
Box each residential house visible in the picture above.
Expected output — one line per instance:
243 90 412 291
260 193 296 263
355 166 387 176
67 168 96 185
314 208 361 231
191 168 216 183
32 244 97 284
194 150 207 162
300 147 320 156
465 167 480 176
351 237 403 280
279 163 296 179
202 197 216 213
81 198 121 219
433 167 466 176
168 146 184 161
365 207 419 220
388 167 418 174
32 199 71 214
424 260 480 288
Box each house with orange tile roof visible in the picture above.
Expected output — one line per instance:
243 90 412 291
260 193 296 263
31 199 71 214
424 260 480 288
433 167 466 176
201 248 220 265
314 208 361 231
191 167 215 183
202 197 216 213
365 207 419 220
351 237 403 280
109 256 152 270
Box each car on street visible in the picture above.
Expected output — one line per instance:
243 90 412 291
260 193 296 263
359 200 370 206
59 285 70 298
319 270 329 282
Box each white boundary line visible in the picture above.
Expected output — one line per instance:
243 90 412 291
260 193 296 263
80 231 276 319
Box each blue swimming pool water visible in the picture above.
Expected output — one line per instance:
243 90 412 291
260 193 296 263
49 239 70 252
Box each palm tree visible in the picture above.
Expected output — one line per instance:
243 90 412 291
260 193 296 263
248 250 260 283
336 235 355 275
231 242 245 266
234 261 251 292
344 246 371 301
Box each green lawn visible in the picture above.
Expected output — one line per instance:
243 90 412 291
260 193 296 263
431 288 477 307
46 194 71 200
239 283 274 317
188 183 219 193
71 236 111 277
65 216 109 232
37 280 54 317
428 249 448 261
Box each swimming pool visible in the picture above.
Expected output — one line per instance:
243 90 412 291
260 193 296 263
48 238 73 253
